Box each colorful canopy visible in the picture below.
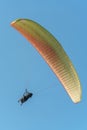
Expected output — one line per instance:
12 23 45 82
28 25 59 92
11 19 82 103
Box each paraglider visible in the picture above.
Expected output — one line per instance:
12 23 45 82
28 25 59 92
18 89 33 105
11 19 82 103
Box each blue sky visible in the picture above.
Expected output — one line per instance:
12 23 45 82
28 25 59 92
0 0 87 130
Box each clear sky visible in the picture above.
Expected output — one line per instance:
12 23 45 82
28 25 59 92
0 0 87 130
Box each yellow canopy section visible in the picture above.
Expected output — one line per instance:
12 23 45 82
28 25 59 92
11 19 82 103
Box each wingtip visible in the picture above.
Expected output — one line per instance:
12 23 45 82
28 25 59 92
11 19 22 26
11 18 29 26
73 95 82 104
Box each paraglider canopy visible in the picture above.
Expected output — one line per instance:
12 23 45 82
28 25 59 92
11 19 82 103
18 89 33 105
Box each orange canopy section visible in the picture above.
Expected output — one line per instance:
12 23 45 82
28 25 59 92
11 19 82 103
